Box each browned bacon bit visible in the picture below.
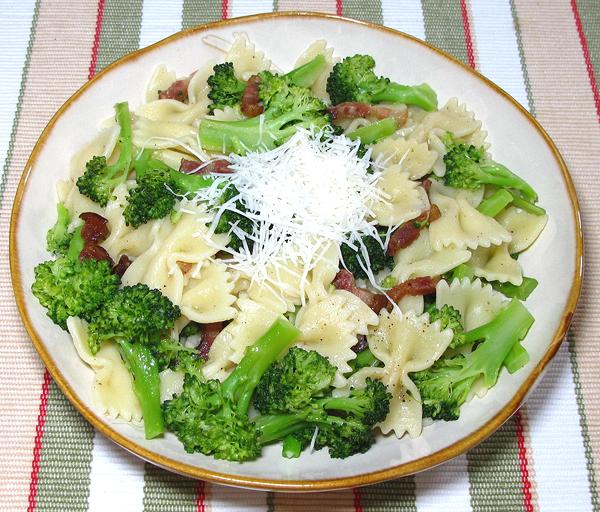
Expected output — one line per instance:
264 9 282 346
429 204 441 222
79 243 114 266
387 211 428 256
80 212 109 244
327 102 408 127
177 261 193 274
421 178 432 194
158 76 191 103
351 335 368 353
179 158 233 175
241 75 264 117
198 322 224 359
387 276 440 307
112 255 131 277
332 269 388 313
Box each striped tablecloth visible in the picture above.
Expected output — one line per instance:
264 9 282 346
0 1 598 511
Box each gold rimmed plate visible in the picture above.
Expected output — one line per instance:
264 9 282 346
10 12 582 491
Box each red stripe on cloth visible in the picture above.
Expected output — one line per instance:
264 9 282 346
221 0 228 20
88 0 105 79
196 480 205 512
26 371 51 512
459 0 476 69
353 487 363 512
336 0 342 16
515 411 534 512
571 0 600 123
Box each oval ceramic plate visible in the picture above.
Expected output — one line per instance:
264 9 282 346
10 13 582 491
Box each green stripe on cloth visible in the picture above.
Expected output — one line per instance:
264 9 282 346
568 332 600 509
341 0 383 24
467 418 524 511
361 478 417 512
143 463 198 512
575 0 600 83
182 0 222 30
0 0 40 207
34 381 95 511
509 0 535 116
420 0 469 66
96 0 143 73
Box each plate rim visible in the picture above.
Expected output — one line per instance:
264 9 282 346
9 11 583 491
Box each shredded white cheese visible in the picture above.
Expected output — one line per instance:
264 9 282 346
193 128 390 295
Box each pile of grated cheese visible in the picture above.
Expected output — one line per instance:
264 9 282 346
192 128 390 292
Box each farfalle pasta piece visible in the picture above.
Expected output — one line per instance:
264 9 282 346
294 40 337 101
469 243 523 285
225 32 271 80
371 136 437 179
496 206 549 254
436 278 507 331
429 191 512 251
67 317 142 422
132 115 199 151
203 295 283 380
122 213 227 304
145 64 177 103
392 230 471 283
136 98 209 126
180 262 237 323
346 309 452 438
429 178 484 208
371 165 430 226
295 290 379 374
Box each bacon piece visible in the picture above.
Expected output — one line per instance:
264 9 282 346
80 212 109 244
429 204 441 222
333 269 388 313
387 204 443 256
241 75 264 117
421 178 432 194
351 335 368 353
327 102 408 127
177 261 193 274
198 322 224 360
179 158 233 175
112 255 131 277
387 276 439 305
158 76 191 103
79 243 114 266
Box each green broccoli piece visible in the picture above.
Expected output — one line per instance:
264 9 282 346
199 82 330 154
152 338 204 381
442 134 538 202
341 231 394 280
76 102 133 206
31 257 120 330
179 322 200 339
207 62 247 113
124 168 177 228
46 203 72 255
253 347 336 414
347 118 398 145
163 317 301 461
87 283 181 354
411 299 534 421
254 378 391 459
285 54 326 88
213 184 255 253
426 304 467 349
326 54 437 110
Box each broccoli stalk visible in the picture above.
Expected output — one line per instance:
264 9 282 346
443 134 538 203
285 54 326 87
492 276 539 300
347 118 398 145
46 203 72 255
76 102 133 206
282 434 304 459
411 299 534 421
348 347 382 373
326 54 438 111
477 189 514 217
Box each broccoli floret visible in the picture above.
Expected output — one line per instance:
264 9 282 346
442 134 538 202
152 338 204 381
207 62 246 113
179 322 200 339
87 283 181 354
253 347 336 414
426 303 467 349
199 82 330 154
163 318 301 461
341 230 394 279
31 257 120 330
46 203 72 255
254 378 391 459
326 54 437 111
411 299 534 421
213 184 255 252
124 168 177 227
76 102 133 206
